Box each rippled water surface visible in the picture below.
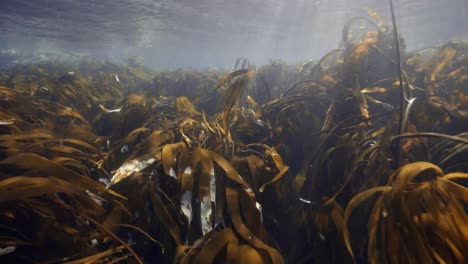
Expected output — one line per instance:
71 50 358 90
0 0 467 67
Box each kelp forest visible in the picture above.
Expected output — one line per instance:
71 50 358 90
1 9 468 264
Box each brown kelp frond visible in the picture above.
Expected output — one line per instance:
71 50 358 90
218 69 257 139
0 9 467 264
314 197 345 242
101 87 287 262
0 157 132 262
0 62 147 262
344 162 468 263
177 187 283 264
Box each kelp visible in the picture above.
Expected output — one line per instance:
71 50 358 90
343 162 468 263
0 9 467 264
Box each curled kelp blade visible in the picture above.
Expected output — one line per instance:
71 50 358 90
344 162 468 263
343 186 391 259
215 69 256 136
226 188 284 264
162 142 187 177
259 146 289 192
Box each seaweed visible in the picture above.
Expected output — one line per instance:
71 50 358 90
0 8 467 264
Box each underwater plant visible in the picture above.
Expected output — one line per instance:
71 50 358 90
344 162 468 263
0 7 467 264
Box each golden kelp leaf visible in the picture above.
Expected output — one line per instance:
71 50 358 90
238 192 267 240
246 156 264 177
231 155 264 177
401 123 426 153
330 201 345 237
246 95 258 108
57 138 99 153
315 198 345 239
194 148 215 234
179 118 198 145
430 47 456 82
443 172 468 181
320 72 338 84
143 130 170 148
217 69 256 136
55 108 90 127
123 130 169 161
0 153 124 199
0 118 15 125
177 148 192 190
222 77 248 133
176 96 200 116
121 128 151 144
446 66 464 79
360 87 388 94
365 95 392 109
353 86 370 120
215 69 253 91
65 245 126 264
0 176 81 203
343 186 392 259
345 161 468 263
148 184 182 245
238 145 290 192
181 147 221 229
192 228 237 264
292 165 308 194
367 196 384 264
226 188 284 264
390 161 443 186
80 215 143 264
98 104 122 113
0 131 55 141
362 30 379 44
52 157 89 172
265 147 285 170
351 43 372 61
367 8 385 27
321 98 336 133
27 138 98 158
162 142 187 178
201 111 216 134
369 126 386 139
48 145 89 157
206 150 254 196
238 245 265 264
125 94 145 105
112 224 165 253
259 165 289 193
437 177 468 204
0 86 21 97
64 127 99 142
226 239 240 264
